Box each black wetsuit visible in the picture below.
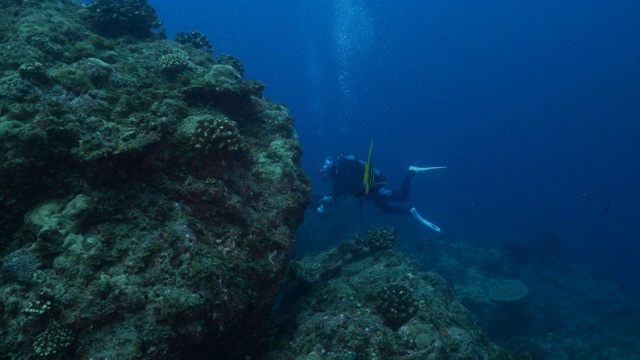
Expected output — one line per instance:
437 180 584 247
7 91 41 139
325 156 415 215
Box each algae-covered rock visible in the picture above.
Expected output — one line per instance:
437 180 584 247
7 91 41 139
76 57 114 87
184 64 267 116
268 246 512 359
336 226 400 259
215 54 245 76
489 279 529 303
83 0 162 38
0 1 310 358
24 194 91 234
176 30 214 54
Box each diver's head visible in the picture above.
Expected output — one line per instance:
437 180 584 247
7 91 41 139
320 156 334 180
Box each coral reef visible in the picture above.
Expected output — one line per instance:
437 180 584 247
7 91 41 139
180 113 243 153
1 249 41 284
33 321 74 357
18 61 49 84
176 30 214 54
83 0 162 38
0 1 310 358
338 225 400 257
265 244 519 359
183 64 266 116
488 279 529 303
215 54 245 77
376 284 419 330
400 235 640 359
158 51 192 77
367 225 400 251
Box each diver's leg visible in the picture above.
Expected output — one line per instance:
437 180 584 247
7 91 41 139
372 197 411 215
386 171 415 202
389 166 447 201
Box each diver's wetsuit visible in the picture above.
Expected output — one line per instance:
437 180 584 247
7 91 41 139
324 155 416 215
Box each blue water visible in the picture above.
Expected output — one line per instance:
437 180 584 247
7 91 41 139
152 1 640 290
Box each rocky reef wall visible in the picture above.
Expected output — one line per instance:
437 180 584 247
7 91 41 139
0 0 310 358
263 228 523 360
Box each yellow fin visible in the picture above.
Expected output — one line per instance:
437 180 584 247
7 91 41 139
363 140 374 194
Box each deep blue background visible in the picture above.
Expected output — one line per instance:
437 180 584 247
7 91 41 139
150 0 640 290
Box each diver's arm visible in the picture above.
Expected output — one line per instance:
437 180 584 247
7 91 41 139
319 195 336 205
316 195 336 215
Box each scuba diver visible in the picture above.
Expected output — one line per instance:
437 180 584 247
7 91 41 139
317 153 446 231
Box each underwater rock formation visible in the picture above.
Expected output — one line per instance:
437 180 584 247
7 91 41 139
176 30 214 54
215 54 245 77
488 279 529 303
337 225 400 258
0 0 310 358
266 239 523 359
82 0 162 38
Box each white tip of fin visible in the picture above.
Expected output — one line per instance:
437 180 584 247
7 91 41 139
410 207 441 232
409 166 447 173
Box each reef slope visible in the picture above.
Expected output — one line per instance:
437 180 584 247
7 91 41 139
0 0 310 358
262 228 524 360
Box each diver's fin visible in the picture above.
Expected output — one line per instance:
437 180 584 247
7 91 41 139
410 207 441 232
409 166 447 173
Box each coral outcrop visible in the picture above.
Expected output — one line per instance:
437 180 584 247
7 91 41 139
265 241 521 359
179 113 243 153
337 225 400 257
82 0 162 38
0 0 310 358
158 51 192 76
215 54 245 76
376 283 419 330
489 279 529 303
176 30 214 54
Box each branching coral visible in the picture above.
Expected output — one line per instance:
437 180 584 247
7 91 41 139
376 284 418 330
178 114 243 153
33 321 74 357
158 52 191 76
